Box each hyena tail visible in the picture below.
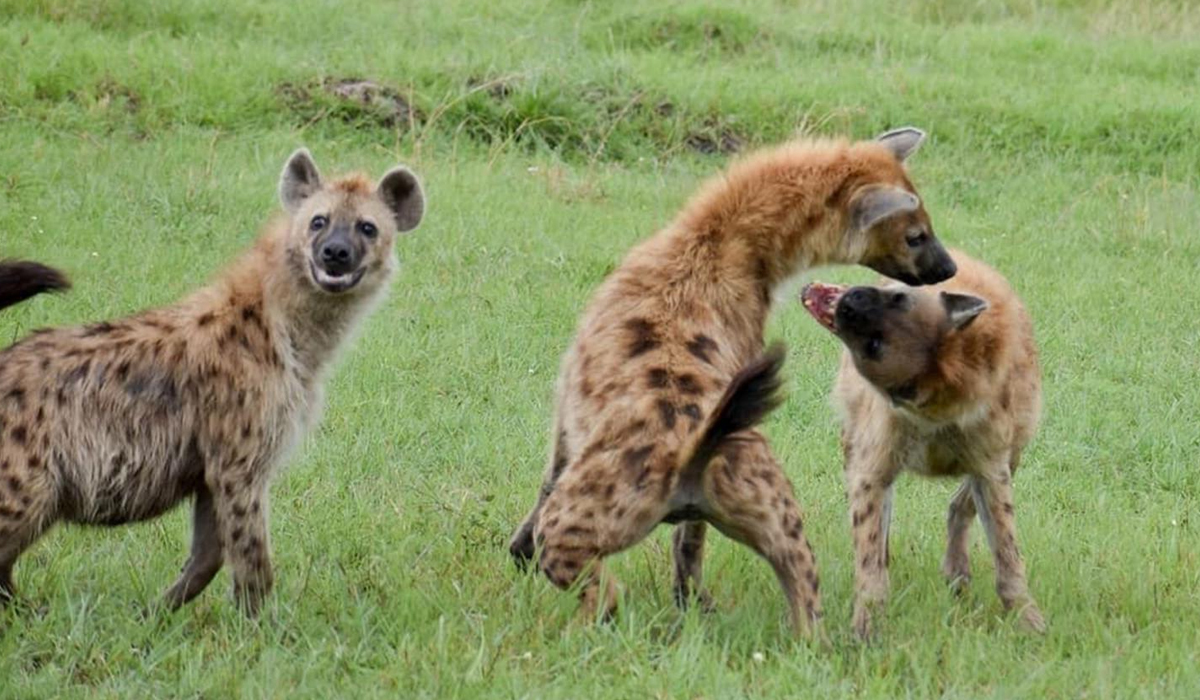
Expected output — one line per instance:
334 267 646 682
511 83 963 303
682 342 786 478
0 260 70 312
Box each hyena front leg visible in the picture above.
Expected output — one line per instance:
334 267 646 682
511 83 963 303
846 466 898 641
969 470 1045 633
671 521 713 611
162 484 224 609
942 479 975 592
705 437 823 639
208 466 273 617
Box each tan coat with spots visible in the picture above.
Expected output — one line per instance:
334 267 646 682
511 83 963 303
508 128 958 635
0 150 424 614
801 249 1043 638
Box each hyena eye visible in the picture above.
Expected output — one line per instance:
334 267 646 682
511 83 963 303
357 221 378 238
890 292 906 307
310 215 328 231
906 231 928 248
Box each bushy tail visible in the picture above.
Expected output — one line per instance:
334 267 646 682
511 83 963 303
682 343 787 477
0 260 70 312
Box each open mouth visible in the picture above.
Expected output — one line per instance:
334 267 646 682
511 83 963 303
801 282 848 331
309 260 366 294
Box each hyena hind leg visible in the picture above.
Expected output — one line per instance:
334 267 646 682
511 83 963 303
162 485 224 609
705 439 823 640
672 521 713 612
0 487 57 605
942 479 976 593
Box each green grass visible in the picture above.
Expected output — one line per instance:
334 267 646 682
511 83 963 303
2 0 1199 697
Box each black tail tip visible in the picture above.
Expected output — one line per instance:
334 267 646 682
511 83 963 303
0 260 70 310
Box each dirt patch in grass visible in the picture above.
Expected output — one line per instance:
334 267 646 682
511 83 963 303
278 78 419 130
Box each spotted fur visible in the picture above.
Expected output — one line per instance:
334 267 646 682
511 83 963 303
508 128 954 635
0 150 424 614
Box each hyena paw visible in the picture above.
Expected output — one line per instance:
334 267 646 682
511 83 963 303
507 521 536 569
852 603 877 642
1017 602 1046 634
673 584 715 614
941 557 971 595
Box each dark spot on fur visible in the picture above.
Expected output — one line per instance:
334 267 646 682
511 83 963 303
685 334 718 364
197 312 215 327
231 526 244 543
656 399 677 429
563 525 594 537
603 483 615 500
27 455 40 470
622 445 654 476
10 425 27 445
1002 502 1014 515
676 373 703 395
6 476 21 492
624 318 660 357
232 503 247 518
647 368 670 389
550 431 569 480
5 388 25 409
81 322 115 337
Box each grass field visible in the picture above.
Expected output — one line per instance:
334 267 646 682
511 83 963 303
2 0 1199 697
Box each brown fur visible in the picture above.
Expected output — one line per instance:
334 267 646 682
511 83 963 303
805 249 1043 637
508 128 956 636
0 150 424 614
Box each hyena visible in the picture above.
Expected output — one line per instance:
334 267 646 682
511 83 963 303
0 150 424 614
800 248 1044 638
508 127 957 635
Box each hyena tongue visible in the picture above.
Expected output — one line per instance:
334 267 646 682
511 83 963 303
800 283 847 331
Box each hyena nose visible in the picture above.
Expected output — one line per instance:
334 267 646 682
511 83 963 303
320 240 353 273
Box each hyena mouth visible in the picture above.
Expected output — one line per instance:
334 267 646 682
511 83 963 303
309 261 366 294
801 282 847 331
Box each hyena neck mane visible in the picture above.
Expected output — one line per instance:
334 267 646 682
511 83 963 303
672 138 900 308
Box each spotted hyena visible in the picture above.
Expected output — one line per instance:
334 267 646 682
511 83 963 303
0 150 424 614
800 248 1043 638
508 128 957 635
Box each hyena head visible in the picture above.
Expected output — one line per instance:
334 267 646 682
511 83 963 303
801 280 987 408
278 149 425 297
841 128 956 286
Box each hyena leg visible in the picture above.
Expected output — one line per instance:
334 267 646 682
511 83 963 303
705 438 822 638
162 485 224 609
509 426 569 567
535 472 666 622
208 471 273 617
942 479 976 591
671 521 713 611
969 472 1045 633
846 470 898 640
0 482 56 604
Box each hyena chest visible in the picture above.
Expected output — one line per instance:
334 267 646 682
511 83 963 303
898 428 976 478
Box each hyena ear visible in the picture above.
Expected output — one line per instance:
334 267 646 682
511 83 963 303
942 292 989 330
376 166 425 232
850 185 919 232
279 149 323 213
875 127 926 163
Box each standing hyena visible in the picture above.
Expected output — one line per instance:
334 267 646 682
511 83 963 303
508 128 957 635
0 150 425 614
800 248 1044 638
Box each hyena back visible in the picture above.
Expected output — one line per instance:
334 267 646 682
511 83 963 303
0 150 424 613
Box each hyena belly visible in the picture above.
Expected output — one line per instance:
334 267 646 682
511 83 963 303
47 355 205 525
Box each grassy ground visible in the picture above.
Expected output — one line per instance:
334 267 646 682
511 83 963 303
2 0 1199 697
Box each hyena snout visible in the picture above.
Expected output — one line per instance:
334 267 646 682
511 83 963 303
916 241 956 284
314 227 360 276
